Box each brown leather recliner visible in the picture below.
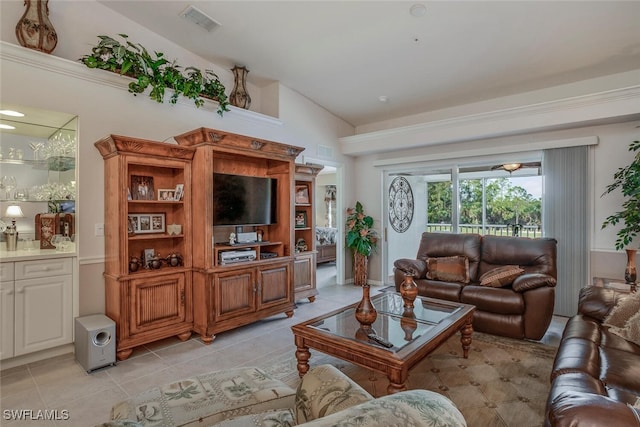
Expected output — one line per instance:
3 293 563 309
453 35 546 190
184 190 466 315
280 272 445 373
393 232 557 340
545 286 640 426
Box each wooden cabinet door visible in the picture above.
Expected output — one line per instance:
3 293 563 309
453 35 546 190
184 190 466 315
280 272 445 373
14 275 72 356
214 269 256 321
129 273 187 335
294 254 314 293
257 261 292 310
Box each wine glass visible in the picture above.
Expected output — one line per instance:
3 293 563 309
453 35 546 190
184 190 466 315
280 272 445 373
1 176 17 199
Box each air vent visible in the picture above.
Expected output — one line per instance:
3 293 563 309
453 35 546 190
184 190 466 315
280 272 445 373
180 5 221 32
317 145 333 159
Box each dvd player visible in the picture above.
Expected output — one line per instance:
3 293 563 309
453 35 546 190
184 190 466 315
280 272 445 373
219 249 257 264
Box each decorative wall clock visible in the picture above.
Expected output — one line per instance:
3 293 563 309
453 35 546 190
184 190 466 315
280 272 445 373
389 176 414 233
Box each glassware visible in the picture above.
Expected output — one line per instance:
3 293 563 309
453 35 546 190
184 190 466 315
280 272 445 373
1 176 17 199
14 188 29 200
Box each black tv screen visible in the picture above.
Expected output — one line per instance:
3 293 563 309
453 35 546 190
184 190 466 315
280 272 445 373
213 173 278 226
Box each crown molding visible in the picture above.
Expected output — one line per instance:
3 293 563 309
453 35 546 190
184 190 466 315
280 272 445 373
340 83 640 156
0 41 283 127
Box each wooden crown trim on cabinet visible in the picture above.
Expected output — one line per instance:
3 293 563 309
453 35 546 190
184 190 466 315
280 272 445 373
94 135 196 160
174 127 304 160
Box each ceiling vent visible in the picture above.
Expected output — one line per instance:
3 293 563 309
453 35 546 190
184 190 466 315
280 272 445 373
180 5 221 32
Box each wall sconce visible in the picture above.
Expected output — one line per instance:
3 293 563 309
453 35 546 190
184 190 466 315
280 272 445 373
4 204 24 251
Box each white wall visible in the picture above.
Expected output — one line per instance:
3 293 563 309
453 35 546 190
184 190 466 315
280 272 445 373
1 0 354 315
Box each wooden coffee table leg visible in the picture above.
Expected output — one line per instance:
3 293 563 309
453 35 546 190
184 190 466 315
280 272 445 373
460 320 473 358
387 369 408 394
294 336 311 377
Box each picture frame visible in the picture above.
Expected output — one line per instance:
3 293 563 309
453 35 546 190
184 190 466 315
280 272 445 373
143 248 155 269
174 183 184 201
128 213 165 234
131 175 155 200
295 211 308 228
295 185 310 204
158 189 176 201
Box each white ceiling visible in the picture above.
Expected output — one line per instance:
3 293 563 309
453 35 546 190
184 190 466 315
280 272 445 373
99 1 640 127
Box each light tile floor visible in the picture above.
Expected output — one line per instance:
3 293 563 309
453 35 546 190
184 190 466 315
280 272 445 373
0 264 567 426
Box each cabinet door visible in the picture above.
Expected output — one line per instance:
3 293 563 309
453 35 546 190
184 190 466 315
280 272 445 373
0 280 15 360
257 261 292 310
14 275 72 356
294 254 315 293
213 269 256 321
129 273 187 335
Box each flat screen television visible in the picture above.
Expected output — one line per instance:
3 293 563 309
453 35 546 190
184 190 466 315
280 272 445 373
213 173 278 226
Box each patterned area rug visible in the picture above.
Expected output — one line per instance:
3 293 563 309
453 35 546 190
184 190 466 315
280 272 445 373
262 332 557 427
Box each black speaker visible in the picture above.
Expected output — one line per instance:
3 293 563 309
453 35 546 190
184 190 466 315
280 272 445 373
74 314 116 372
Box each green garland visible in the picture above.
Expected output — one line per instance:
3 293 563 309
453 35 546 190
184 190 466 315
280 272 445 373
80 34 229 116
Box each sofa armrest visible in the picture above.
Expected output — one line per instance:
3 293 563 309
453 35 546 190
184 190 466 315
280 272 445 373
393 258 428 279
295 364 372 423
299 390 466 427
512 273 556 293
546 391 640 427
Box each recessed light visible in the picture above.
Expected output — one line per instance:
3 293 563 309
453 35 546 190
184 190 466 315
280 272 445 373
378 96 389 103
0 110 24 117
410 4 426 17
0 124 16 130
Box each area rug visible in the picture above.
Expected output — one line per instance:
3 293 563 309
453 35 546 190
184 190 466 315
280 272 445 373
261 332 557 427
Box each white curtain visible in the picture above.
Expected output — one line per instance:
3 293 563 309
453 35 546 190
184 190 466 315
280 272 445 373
543 146 589 316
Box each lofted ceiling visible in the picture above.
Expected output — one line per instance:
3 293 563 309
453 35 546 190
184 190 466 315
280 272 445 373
97 1 640 127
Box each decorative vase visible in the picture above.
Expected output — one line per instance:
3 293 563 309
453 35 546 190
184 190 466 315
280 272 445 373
353 252 368 286
400 273 418 308
229 66 251 109
355 284 377 326
15 0 58 54
625 248 637 284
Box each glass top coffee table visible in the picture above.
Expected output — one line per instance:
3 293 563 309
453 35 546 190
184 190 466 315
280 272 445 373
291 292 475 394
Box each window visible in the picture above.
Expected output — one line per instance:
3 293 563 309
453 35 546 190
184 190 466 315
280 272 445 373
426 166 542 237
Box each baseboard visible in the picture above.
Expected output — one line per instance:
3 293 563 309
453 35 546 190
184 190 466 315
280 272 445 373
0 344 74 370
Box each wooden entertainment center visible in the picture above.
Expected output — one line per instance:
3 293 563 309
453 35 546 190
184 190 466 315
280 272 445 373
97 128 313 358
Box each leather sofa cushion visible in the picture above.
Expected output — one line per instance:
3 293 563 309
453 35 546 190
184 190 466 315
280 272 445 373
412 278 462 301
426 256 470 283
546 391 640 427
460 285 524 314
559 315 602 344
550 337 601 381
600 345 640 393
479 235 557 278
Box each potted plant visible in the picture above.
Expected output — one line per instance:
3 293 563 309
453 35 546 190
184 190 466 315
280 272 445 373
346 201 379 326
80 34 229 116
601 140 640 282
346 201 378 285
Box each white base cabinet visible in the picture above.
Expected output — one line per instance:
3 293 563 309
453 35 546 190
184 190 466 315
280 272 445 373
0 258 73 360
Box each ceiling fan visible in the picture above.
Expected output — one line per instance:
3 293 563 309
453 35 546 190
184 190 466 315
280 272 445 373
491 161 541 173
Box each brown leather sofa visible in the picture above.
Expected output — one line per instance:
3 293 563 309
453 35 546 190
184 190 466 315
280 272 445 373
545 286 640 426
393 232 557 340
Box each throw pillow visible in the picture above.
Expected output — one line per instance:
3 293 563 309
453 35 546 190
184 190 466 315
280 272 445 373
479 265 524 288
426 256 470 284
610 310 640 347
603 291 640 328
512 273 557 292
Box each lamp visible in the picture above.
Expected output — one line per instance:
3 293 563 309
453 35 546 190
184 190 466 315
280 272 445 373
4 204 24 251
501 163 523 173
